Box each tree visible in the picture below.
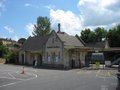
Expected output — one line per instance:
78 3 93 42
0 40 7 57
89 31 97 42
94 27 107 42
18 38 26 45
107 24 120 47
81 28 93 43
80 27 107 43
32 16 51 36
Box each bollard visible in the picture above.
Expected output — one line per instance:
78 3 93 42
21 67 25 74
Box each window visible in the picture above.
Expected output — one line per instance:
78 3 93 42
48 55 51 62
56 56 58 63
59 52 60 59
52 38 54 43
55 36 58 42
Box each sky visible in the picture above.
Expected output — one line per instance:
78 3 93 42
0 0 120 41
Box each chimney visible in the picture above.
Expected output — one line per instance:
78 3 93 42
57 23 61 33
105 38 109 49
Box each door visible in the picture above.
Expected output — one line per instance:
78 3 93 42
21 54 24 65
51 52 56 64
37 54 42 67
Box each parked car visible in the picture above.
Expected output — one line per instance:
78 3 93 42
118 63 120 72
116 73 120 90
116 64 120 90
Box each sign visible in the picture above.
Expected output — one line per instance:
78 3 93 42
92 53 104 61
105 61 111 66
47 46 60 48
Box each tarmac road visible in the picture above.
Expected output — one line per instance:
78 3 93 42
0 64 118 90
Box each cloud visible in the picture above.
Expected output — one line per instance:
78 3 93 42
4 26 14 33
49 0 120 36
0 0 5 16
50 9 83 35
78 0 120 26
25 3 30 7
25 23 34 36
24 3 39 9
43 4 56 10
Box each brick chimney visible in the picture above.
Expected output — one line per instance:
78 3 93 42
57 23 61 33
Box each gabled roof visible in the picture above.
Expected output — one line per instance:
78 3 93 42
21 30 86 51
57 32 84 48
21 35 49 51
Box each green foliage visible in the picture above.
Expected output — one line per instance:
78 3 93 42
32 16 51 36
0 40 3 46
4 49 18 64
80 24 120 47
18 38 26 45
80 27 107 43
81 28 92 43
95 27 107 42
0 41 7 57
4 49 12 61
107 24 120 47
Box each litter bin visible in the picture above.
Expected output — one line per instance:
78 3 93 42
116 73 120 90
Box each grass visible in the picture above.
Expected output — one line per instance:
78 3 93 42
0 58 6 63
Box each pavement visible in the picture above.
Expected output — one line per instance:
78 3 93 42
0 64 118 90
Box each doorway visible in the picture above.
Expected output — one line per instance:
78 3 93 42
21 54 24 65
37 54 42 67
70 59 75 69
51 52 56 64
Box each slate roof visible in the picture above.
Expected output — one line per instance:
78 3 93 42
86 42 105 48
57 32 84 48
21 31 85 51
21 35 49 51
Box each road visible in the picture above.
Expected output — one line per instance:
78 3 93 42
0 64 117 90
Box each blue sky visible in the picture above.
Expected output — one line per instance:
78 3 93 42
0 0 120 41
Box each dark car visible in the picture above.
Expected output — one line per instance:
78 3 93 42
118 63 120 72
116 64 120 90
116 73 120 90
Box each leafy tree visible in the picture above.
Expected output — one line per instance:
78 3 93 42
81 27 107 43
0 40 3 46
32 16 51 36
95 27 107 42
81 28 93 43
18 38 26 45
0 40 6 57
107 24 120 47
89 31 97 42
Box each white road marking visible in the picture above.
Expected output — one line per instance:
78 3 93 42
77 70 92 74
108 72 111 77
101 85 108 90
0 70 38 88
96 70 101 77
96 70 116 79
8 73 16 79
111 83 117 86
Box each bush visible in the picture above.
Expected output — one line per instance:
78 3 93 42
4 49 18 64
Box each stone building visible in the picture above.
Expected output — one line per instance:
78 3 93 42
19 24 88 69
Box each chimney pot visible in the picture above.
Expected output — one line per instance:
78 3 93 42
58 23 61 33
